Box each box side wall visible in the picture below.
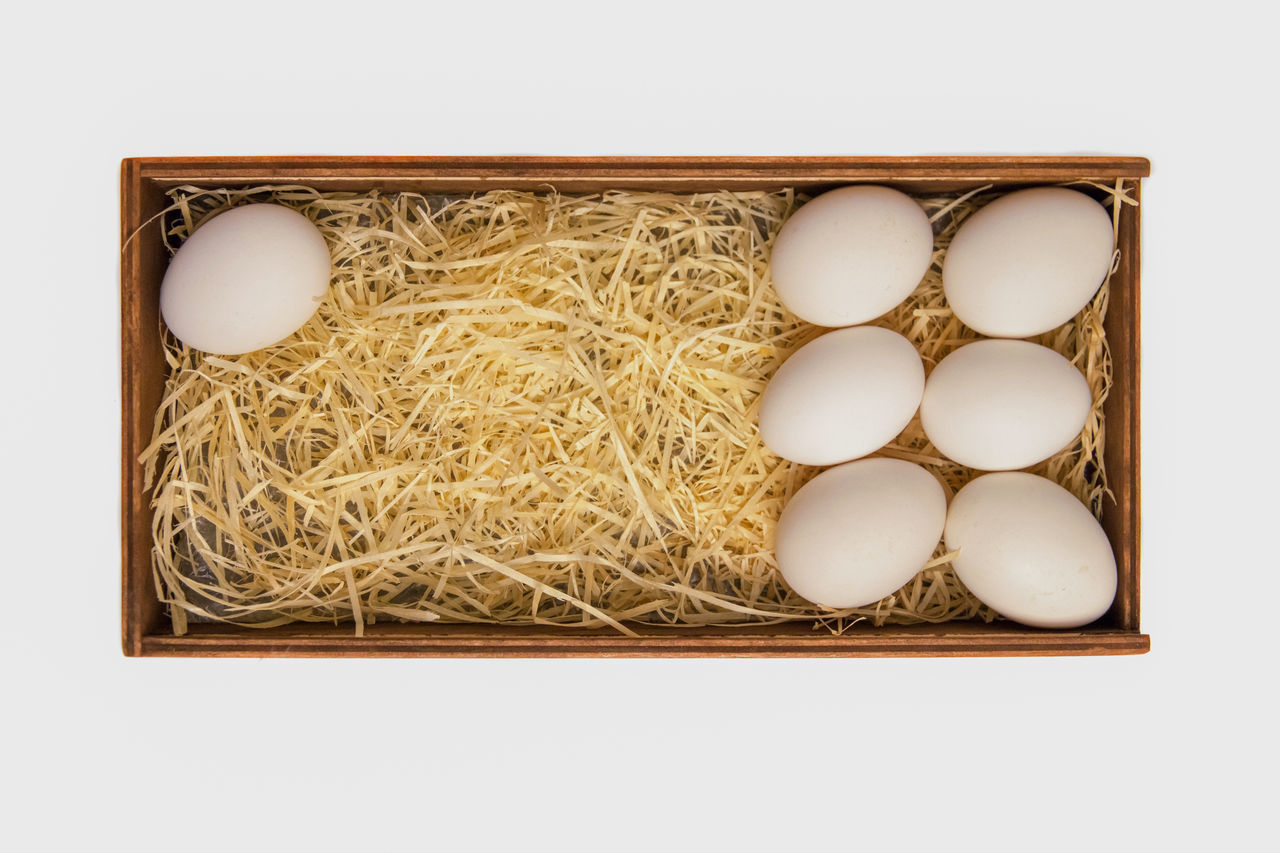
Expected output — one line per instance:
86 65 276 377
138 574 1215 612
140 620 1150 658
120 161 172 654
1101 180 1142 631
134 155 1152 194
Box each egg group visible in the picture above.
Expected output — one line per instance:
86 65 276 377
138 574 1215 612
763 183 1118 627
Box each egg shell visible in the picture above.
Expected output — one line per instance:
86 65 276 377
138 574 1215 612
945 472 1117 629
770 186 934 327
759 326 924 466
920 339 1092 470
160 204 332 355
777 458 946 609
942 187 1114 338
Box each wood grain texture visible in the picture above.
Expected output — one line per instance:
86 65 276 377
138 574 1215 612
132 156 1151 194
133 154 1153 177
1101 179 1142 631
120 160 169 655
119 158 148 658
138 621 1150 658
120 156 1149 658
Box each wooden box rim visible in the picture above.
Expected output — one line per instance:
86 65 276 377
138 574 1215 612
121 155 1150 658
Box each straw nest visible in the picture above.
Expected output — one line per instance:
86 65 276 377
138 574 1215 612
140 181 1136 636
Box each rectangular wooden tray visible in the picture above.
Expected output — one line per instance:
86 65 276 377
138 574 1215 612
121 156 1149 657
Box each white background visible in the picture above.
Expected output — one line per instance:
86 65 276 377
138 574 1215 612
1 1 1274 850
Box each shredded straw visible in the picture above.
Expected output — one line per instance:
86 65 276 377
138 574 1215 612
140 181 1136 636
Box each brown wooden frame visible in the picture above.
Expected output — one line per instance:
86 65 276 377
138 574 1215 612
121 156 1149 657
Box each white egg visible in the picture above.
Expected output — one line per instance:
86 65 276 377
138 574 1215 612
942 187 1114 338
160 204 332 355
945 472 1117 628
920 340 1091 470
759 326 924 466
770 186 934 327
777 458 945 609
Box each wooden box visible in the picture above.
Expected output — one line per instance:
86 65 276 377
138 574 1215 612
120 156 1149 657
